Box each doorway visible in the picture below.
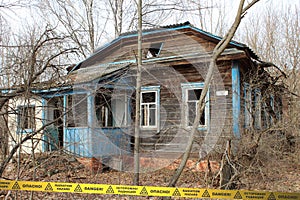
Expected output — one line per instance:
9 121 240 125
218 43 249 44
45 97 64 151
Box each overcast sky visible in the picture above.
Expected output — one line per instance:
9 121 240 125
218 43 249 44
1 0 299 46
4 0 299 27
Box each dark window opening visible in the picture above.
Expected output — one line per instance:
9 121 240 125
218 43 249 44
142 92 156 103
95 90 128 128
146 43 163 58
95 93 113 127
67 94 88 127
187 89 205 126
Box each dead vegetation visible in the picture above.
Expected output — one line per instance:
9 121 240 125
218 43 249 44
203 128 300 192
1 131 299 199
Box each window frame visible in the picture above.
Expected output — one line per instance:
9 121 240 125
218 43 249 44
244 84 263 130
95 92 113 127
244 83 252 129
17 105 36 133
140 86 160 129
181 82 209 130
253 88 262 129
111 94 129 127
66 93 88 127
146 42 164 58
94 91 129 128
269 95 282 125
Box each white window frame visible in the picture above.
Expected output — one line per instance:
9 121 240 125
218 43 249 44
140 86 160 129
181 82 209 130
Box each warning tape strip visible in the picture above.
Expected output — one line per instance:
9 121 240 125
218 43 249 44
0 180 299 199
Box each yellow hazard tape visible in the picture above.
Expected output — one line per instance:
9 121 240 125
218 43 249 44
0 180 299 199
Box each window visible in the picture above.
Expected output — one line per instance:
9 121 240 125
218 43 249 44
244 84 262 129
262 101 270 129
263 95 282 128
182 83 209 129
95 92 128 127
244 84 284 130
244 83 252 128
274 96 282 120
95 93 113 127
253 89 262 129
18 105 35 131
111 96 128 127
67 94 88 127
146 43 163 58
140 86 160 128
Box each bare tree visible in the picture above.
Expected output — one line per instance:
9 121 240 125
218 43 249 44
167 0 260 187
132 0 143 186
0 23 76 177
0 0 31 20
39 0 106 59
108 0 125 37
239 4 299 152
193 0 229 36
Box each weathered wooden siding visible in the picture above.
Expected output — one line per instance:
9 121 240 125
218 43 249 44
80 29 218 68
72 24 258 156
124 60 235 154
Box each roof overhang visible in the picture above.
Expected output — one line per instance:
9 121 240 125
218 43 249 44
67 63 130 85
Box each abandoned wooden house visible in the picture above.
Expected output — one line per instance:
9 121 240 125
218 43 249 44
4 22 285 169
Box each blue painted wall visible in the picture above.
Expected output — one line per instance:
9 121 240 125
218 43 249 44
64 127 131 157
60 91 131 158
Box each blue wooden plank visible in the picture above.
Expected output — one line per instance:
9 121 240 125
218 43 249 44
63 95 67 149
41 98 47 152
243 83 251 129
65 127 131 158
232 61 241 139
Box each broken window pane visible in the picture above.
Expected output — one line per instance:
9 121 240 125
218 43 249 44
186 88 205 127
142 92 156 103
146 43 163 58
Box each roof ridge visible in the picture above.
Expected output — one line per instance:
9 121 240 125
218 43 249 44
119 21 191 37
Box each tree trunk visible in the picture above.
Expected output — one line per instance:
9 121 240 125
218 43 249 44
167 0 260 187
133 0 143 185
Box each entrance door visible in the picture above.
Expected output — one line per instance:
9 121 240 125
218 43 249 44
44 97 64 151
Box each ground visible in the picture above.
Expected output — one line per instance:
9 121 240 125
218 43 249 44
0 150 299 199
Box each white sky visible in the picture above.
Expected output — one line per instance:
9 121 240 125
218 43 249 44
4 1 300 26
1 0 299 45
